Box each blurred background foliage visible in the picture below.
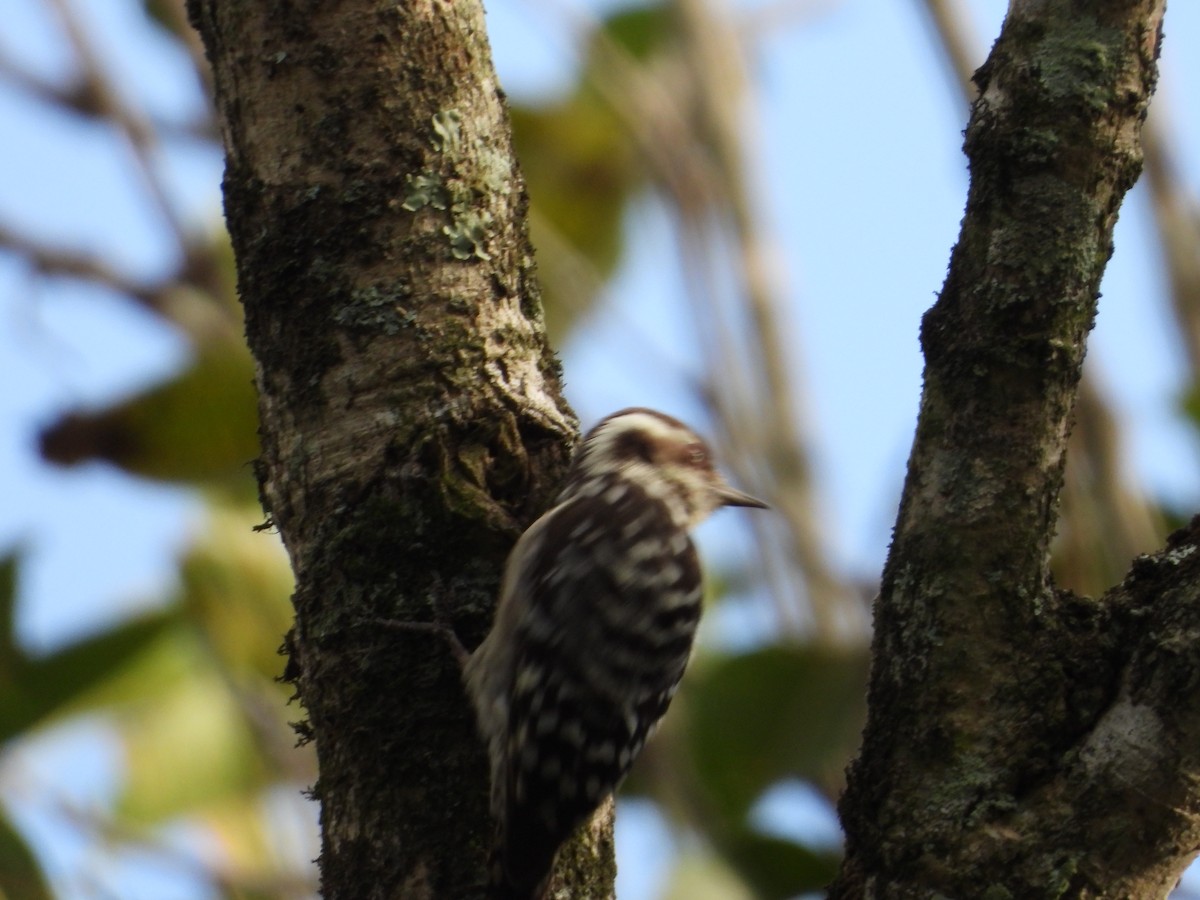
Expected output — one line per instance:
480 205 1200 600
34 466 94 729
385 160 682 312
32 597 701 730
1 0 1198 898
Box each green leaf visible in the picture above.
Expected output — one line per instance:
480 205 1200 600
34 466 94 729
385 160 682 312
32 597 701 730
39 336 260 492
0 810 52 900
0 611 178 740
1180 378 1200 431
684 643 869 821
0 553 18 665
178 505 294 680
662 851 755 900
116 672 270 822
596 4 675 62
720 828 840 899
509 5 683 340
511 99 637 339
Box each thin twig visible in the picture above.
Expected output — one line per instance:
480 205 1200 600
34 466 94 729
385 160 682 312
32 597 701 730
0 219 168 309
917 0 983 108
527 0 858 639
2 758 316 899
0 46 216 142
44 0 191 250
156 0 216 102
1142 112 1200 372
675 0 860 641
1058 378 1168 595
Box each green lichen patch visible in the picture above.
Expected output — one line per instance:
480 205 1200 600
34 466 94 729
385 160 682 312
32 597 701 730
444 209 494 260
332 284 418 336
1022 17 1122 116
402 172 449 211
431 108 462 154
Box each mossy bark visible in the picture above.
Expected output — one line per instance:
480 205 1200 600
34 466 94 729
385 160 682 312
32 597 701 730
830 3 1198 897
186 2 610 897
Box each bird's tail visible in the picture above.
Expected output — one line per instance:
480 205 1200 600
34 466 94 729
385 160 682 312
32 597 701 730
486 825 557 900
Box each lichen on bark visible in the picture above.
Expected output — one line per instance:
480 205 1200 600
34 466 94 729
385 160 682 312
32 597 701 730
832 3 1188 897
187 0 599 897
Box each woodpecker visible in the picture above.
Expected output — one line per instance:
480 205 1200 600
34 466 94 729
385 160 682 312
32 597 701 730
464 407 767 899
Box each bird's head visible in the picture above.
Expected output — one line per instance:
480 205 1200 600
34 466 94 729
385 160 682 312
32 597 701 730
563 407 767 529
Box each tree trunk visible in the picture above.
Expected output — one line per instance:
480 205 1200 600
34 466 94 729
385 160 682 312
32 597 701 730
830 2 1200 897
186 1 614 897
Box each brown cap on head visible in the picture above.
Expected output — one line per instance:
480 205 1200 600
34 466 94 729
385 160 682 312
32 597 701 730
570 408 768 520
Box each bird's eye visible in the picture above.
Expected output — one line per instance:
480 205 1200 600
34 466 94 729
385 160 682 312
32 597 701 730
614 430 655 463
687 444 708 465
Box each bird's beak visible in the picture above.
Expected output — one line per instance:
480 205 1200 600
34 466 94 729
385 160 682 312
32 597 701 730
713 482 769 509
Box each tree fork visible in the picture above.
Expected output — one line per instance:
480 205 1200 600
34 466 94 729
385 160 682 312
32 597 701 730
831 2 1191 897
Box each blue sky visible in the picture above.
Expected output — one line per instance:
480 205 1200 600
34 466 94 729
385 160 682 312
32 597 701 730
2 0 1199 897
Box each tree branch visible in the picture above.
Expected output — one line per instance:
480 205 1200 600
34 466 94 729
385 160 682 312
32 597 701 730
0 220 166 309
188 0 582 896
1033 516 1200 896
832 2 1175 895
46 0 191 250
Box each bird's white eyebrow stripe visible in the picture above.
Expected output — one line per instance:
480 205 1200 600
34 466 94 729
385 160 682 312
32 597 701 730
581 413 693 473
598 412 685 443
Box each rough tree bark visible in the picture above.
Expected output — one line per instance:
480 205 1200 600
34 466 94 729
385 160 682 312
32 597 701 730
830 2 1200 897
186 1 615 898
187 0 1197 896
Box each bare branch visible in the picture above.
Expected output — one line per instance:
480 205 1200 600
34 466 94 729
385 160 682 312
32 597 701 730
155 0 216 103
917 0 984 108
834 2 1173 894
1142 113 1200 372
45 0 191 249
676 0 861 641
0 219 167 309
0 46 215 143
527 0 858 639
